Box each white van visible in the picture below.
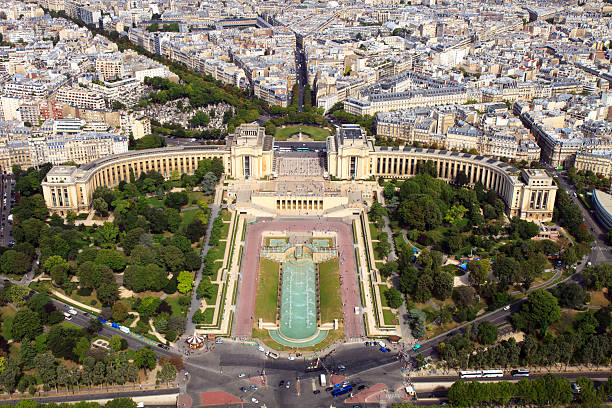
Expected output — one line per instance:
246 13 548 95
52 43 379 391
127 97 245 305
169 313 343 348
354 306 360 315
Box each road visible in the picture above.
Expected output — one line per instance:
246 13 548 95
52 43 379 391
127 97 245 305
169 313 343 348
554 171 612 266
294 46 307 110
0 387 179 406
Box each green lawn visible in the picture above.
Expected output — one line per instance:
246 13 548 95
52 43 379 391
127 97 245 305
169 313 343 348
210 260 223 281
188 191 210 206
220 221 230 238
255 259 280 323
369 223 382 241
203 308 215 325
383 309 398 325
166 295 187 317
179 208 201 229
274 125 331 141
319 258 342 323
265 237 289 246
208 241 227 261
379 285 389 307
221 209 231 221
144 197 165 208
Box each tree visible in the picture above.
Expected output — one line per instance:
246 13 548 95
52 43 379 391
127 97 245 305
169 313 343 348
0 358 20 393
11 309 42 341
385 287 404 309
112 301 129 322
177 271 194 294
48 325 79 361
477 321 498 345
121 227 146 255
196 277 216 299
561 246 578 266
407 309 426 339
73 337 91 363
368 201 387 225
34 352 57 390
452 286 475 307
512 289 561 335
185 219 206 242
105 398 138 408
8 284 30 307
92 197 108 216
162 246 185 273
0 250 31 276
575 377 603 407
97 280 119 306
201 172 218 195
92 186 117 207
134 347 157 371
157 362 178 383
87 318 103 334
432 271 453 300
552 282 586 309
94 222 119 249
165 191 188 209
454 170 468 186
467 259 489 286
19 341 36 369
95 249 127 272
492 256 521 287
109 335 124 352
50 264 68 286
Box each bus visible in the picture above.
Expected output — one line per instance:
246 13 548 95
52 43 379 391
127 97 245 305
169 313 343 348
296 147 310 152
459 370 482 378
511 369 530 377
332 385 353 397
482 370 504 378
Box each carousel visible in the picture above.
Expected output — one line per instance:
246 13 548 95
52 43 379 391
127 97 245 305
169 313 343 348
186 334 205 349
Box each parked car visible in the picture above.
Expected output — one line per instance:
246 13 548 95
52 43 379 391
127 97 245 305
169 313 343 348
285 381 291 389
251 398 259 404
313 390 321 394
279 380 285 387
240 387 247 393
68 308 78 315
238 373 245 378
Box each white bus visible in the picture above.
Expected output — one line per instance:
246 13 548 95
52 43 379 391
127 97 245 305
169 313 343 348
482 370 504 378
459 370 482 379
320 374 326 387
511 369 530 377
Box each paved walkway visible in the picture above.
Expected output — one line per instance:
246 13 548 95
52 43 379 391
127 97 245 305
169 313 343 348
381 215 397 262
50 290 101 313
185 185 222 336
356 212 401 337
510 268 562 295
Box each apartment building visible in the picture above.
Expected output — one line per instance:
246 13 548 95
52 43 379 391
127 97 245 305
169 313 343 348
56 87 106 110
574 150 612 177
253 77 289 107
95 58 123 81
